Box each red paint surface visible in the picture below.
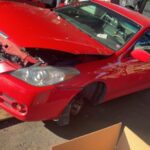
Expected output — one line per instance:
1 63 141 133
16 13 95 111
0 1 113 55
0 1 149 121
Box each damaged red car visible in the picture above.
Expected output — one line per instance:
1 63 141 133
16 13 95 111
0 0 150 125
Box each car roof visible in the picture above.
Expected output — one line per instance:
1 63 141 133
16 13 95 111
92 0 150 28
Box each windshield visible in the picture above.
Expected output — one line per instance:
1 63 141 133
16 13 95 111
55 2 140 51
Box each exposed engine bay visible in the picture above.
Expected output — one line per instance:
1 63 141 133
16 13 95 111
0 36 38 67
0 36 107 69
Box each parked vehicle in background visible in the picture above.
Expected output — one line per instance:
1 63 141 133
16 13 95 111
0 0 150 125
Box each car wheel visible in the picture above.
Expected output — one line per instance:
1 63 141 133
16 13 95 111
70 94 85 116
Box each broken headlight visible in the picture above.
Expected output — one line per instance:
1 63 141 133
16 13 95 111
11 66 80 86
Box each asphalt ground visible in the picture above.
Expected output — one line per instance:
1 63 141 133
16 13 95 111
0 88 150 150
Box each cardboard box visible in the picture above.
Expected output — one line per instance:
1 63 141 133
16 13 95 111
51 123 150 150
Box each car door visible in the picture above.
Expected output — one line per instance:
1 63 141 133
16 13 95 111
104 29 150 101
121 29 150 92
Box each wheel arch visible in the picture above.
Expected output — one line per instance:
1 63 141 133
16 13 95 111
55 81 107 126
72 81 107 106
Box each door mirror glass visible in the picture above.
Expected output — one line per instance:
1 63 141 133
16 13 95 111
131 49 150 62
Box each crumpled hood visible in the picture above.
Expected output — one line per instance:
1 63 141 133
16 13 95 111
0 1 114 55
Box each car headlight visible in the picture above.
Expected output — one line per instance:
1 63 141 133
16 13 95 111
11 66 80 86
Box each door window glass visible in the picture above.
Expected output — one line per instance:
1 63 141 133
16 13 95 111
134 30 150 52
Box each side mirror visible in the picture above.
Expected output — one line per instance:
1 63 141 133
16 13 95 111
131 49 150 62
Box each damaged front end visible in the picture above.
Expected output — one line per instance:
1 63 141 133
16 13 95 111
0 33 108 87
0 33 108 124
0 35 82 122
0 34 81 86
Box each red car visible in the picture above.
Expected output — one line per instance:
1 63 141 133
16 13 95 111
0 0 150 125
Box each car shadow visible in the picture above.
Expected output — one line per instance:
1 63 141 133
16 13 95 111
44 88 150 145
0 118 21 129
